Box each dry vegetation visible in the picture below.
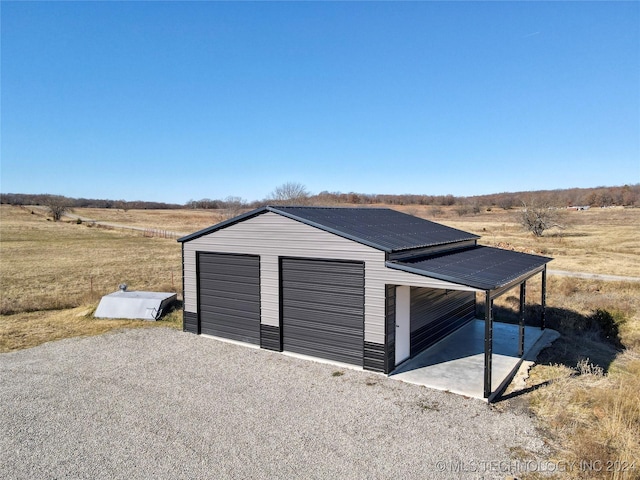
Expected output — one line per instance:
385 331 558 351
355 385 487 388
0 205 182 350
68 206 230 233
1 202 639 477
415 205 640 478
505 276 640 480
438 206 640 478
396 204 640 277
0 306 182 353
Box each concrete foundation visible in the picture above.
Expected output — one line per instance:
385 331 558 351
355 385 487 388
390 319 559 402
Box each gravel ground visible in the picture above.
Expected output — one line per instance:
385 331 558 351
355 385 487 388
1 328 548 479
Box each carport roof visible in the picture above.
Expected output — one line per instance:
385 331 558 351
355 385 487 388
178 206 478 252
386 245 551 291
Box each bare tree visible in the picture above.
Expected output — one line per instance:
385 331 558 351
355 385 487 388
519 200 564 237
268 182 310 205
220 196 246 220
46 196 71 221
113 199 129 212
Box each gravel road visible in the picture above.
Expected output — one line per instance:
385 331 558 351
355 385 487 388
548 269 640 282
1 328 548 479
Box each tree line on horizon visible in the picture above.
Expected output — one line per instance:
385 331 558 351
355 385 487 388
181 183 640 210
0 194 184 210
1 183 638 212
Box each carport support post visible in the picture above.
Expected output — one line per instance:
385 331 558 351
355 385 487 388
541 267 547 330
519 282 526 357
484 291 493 399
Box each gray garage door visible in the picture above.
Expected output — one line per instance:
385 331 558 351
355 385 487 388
281 258 364 366
198 252 260 344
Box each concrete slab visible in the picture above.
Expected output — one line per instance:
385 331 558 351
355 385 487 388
390 320 558 402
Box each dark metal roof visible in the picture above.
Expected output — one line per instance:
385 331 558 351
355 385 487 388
272 206 478 252
386 246 552 290
178 206 478 252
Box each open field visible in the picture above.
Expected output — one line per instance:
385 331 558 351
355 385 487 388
1 205 181 315
1 203 639 477
63 206 226 233
52 204 640 276
395 204 640 278
1 205 183 352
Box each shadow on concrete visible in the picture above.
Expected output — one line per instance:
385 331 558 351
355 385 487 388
389 319 552 401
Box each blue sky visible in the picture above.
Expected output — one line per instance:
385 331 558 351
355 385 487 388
1 1 638 204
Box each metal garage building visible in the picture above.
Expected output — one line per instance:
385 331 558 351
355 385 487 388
179 206 550 399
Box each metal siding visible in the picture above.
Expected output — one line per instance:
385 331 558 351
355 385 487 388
385 285 396 373
281 258 364 366
260 255 280 329
183 311 198 334
410 287 475 356
182 212 478 345
363 342 386 372
198 253 260 345
183 212 386 343
381 267 479 292
260 324 281 351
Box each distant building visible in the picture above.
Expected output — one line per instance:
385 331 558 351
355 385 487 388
567 205 590 211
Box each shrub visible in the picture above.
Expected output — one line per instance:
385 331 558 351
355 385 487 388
589 309 626 345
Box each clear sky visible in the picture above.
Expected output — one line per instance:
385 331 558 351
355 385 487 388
1 1 639 204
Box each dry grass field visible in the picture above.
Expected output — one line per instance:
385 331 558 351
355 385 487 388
1 206 181 315
418 206 640 478
0 205 182 351
396 204 640 277
1 202 639 477
68 206 228 233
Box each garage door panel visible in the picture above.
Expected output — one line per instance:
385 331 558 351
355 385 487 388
198 252 260 345
284 260 363 273
283 292 365 310
281 283 364 298
282 272 363 285
200 285 259 302
282 272 363 287
283 303 364 320
284 324 362 345
281 258 364 366
200 300 260 316
199 254 257 267
201 312 258 329
200 268 260 283
282 310 363 331
284 338 363 364
201 318 258 343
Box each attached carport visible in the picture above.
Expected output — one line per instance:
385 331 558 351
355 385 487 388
179 205 554 402
390 319 558 401
387 245 552 401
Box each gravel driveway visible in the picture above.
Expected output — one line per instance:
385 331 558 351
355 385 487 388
1 328 547 479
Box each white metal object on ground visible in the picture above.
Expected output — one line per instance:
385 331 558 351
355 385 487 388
94 291 176 320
